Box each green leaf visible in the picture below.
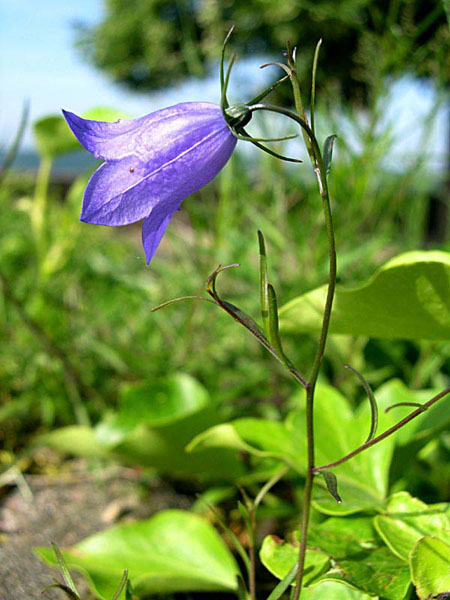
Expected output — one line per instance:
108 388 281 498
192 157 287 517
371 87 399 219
190 383 397 514
206 263 284 365
261 516 410 598
266 563 298 600
303 581 371 599
374 492 450 561
410 537 450 599
82 107 131 122
51 542 79 596
38 409 245 482
258 230 270 336
285 517 410 600
321 471 342 503
36 510 239 599
323 134 337 176
34 116 80 158
280 251 450 339
36 426 109 458
34 107 130 159
187 418 305 472
96 373 210 445
259 535 329 588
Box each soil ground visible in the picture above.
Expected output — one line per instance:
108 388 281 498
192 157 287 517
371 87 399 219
0 461 191 600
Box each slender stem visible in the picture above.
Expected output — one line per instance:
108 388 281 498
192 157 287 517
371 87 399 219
254 99 337 599
254 465 289 510
249 509 256 600
293 159 336 599
314 386 450 472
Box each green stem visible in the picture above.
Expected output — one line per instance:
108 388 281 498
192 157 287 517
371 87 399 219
249 101 337 598
249 509 256 600
293 143 336 600
314 386 450 472
32 155 52 268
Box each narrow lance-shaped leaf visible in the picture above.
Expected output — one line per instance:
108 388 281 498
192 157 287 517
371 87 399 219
206 264 284 365
236 574 249 600
125 580 133 600
258 230 270 336
41 582 79 600
321 471 342 504
238 500 254 546
267 283 285 359
266 563 298 600
323 134 337 177
111 570 129 600
206 264 307 388
0 100 29 184
51 542 79 597
345 364 378 442
202 499 251 576
267 284 298 375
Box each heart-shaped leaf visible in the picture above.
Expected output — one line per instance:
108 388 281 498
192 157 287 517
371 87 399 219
260 535 329 588
190 383 397 514
280 251 450 339
374 492 449 561
36 510 239 599
410 537 450 599
261 517 411 600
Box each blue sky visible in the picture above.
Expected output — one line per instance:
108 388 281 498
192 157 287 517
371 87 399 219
0 0 448 170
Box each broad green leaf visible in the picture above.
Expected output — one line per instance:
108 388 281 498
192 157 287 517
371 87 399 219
38 415 244 482
36 426 109 458
304 581 371 599
317 547 410 600
82 107 131 122
260 535 329 588
34 107 130 158
304 384 397 515
308 518 410 599
96 373 210 446
36 510 239 599
261 517 410 600
410 537 450 599
190 384 397 514
187 418 305 472
34 116 80 158
374 492 449 561
280 251 450 340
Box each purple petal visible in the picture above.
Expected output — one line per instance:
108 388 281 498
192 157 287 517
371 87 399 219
63 103 230 161
79 105 237 227
141 201 181 264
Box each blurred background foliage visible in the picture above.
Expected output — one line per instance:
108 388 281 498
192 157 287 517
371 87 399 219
76 0 449 97
1 0 449 506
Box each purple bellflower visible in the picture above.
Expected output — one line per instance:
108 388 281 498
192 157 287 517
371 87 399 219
63 29 299 264
63 103 237 264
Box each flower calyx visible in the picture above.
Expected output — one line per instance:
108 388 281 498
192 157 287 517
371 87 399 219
224 103 252 130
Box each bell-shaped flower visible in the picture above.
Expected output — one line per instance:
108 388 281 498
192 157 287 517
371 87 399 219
63 103 237 264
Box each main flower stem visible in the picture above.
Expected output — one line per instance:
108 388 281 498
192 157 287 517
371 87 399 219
293 148 336 600
249 102 336 597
